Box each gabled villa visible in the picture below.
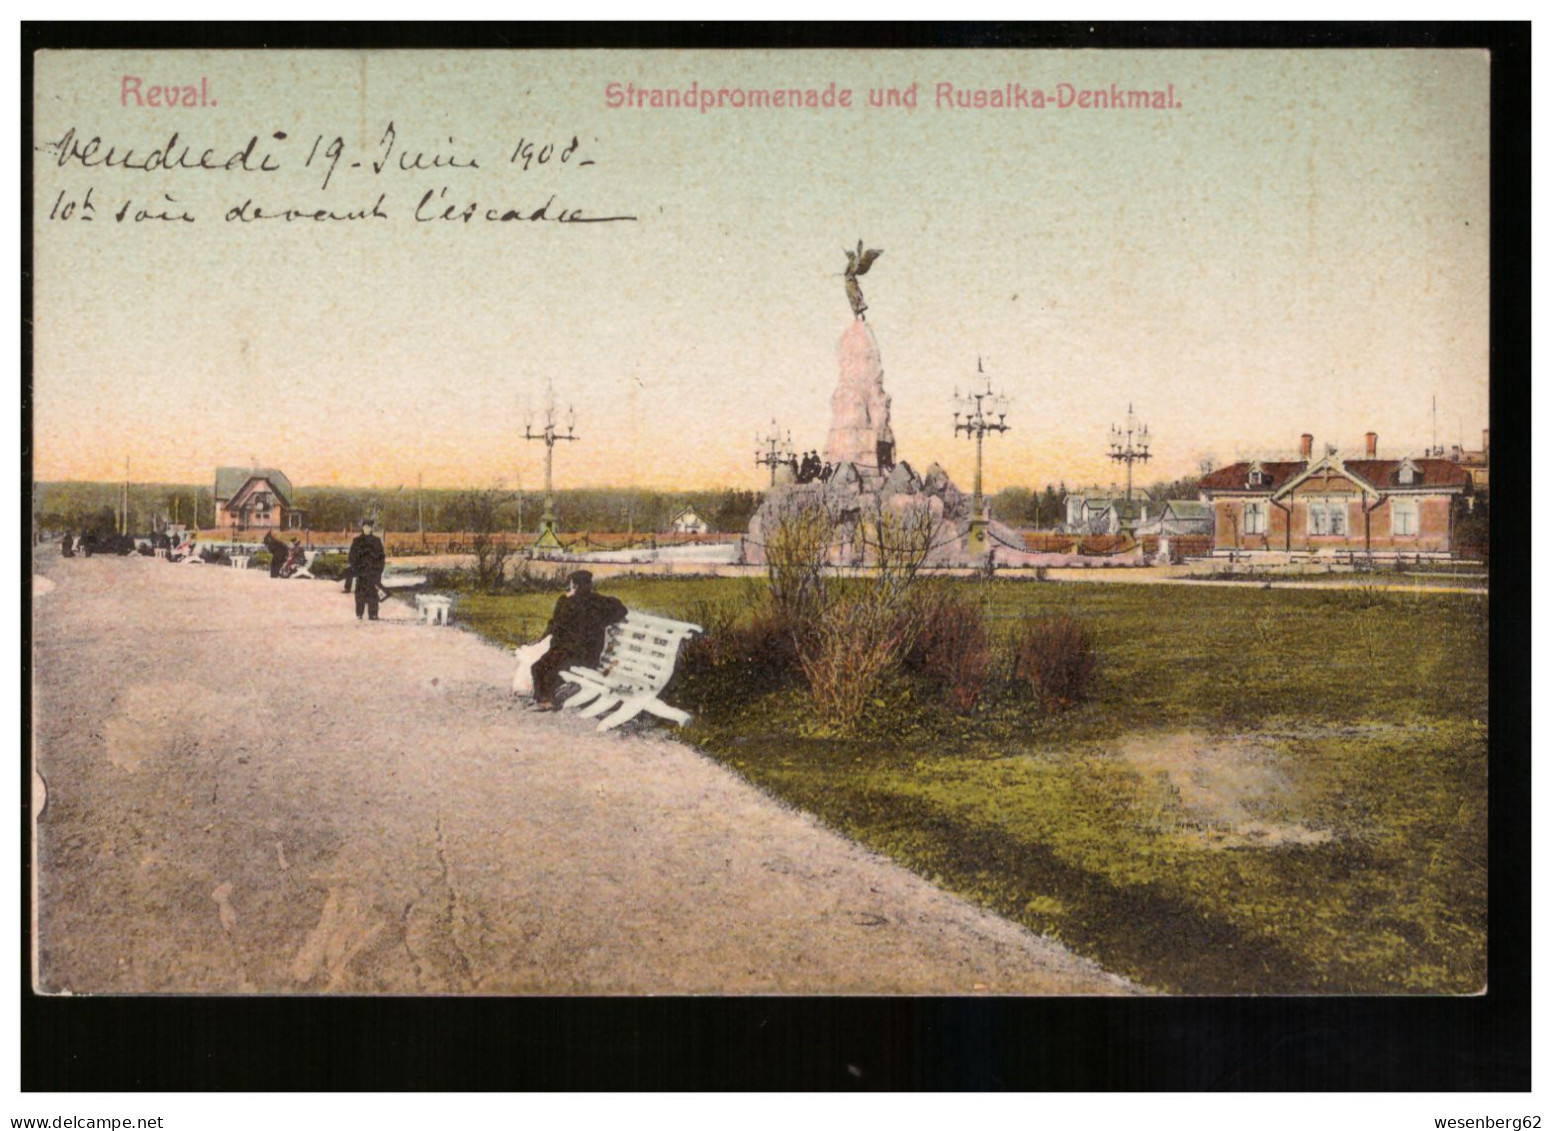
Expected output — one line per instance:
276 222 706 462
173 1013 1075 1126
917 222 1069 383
214 467 307 531
1197 433 1472 557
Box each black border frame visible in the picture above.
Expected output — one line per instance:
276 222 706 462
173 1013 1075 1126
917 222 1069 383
21 21 1530 1092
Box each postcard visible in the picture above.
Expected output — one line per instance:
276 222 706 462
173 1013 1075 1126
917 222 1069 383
29 45 1491 1003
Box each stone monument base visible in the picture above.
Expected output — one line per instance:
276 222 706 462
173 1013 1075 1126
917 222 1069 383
743 458 1046 568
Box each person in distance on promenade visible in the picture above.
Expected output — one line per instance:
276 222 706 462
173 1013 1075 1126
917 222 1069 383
347 520 387 621
263 530 287 578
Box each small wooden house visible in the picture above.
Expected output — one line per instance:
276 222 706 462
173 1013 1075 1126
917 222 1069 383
666 506 712 535
214 467 306 531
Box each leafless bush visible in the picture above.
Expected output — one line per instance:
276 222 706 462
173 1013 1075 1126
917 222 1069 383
796 579 921 731
855 501 941 598
906 585 993 714
761 498 945 732
680 596 804 701
763 496 835 630
1016 614 1100 714
453 484 518 593
506 556 568 595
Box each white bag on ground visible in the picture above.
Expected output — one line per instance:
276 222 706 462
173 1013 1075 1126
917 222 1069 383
512 635 552 696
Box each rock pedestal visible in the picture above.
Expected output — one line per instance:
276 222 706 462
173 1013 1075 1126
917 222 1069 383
825 321 892 470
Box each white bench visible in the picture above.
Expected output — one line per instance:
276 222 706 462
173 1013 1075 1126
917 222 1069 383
415 593 454 625
559 611 702 732
288 550 321 580
231 554 252 570
153 547 168 560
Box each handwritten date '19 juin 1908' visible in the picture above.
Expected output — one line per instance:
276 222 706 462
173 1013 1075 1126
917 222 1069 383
305 122 594 191
43 122 596 191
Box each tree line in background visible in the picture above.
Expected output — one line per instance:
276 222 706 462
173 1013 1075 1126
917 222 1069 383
34 476 1206 538
31 481 765 537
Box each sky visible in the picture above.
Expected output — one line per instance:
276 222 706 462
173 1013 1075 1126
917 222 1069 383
32 49 1490 495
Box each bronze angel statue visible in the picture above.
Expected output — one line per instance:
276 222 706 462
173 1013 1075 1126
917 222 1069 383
843 240 883 319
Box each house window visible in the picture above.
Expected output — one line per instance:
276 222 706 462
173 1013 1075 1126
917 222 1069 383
1309 501 1349 536
1393 499 1418 536
1243 502 1266 534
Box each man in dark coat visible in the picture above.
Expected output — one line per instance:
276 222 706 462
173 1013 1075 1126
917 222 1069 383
61 532 74 557
529 570 628 709
263 530 287 578
347 520 387 620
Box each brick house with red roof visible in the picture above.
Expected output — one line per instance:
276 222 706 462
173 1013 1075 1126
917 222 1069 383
1197 433 1472 557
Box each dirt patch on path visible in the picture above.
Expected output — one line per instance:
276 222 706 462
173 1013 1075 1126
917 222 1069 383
31 551 1135 996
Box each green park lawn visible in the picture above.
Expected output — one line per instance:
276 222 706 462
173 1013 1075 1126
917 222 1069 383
450 576 1488 995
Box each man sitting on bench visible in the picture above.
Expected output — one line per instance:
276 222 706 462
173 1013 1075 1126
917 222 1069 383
529 570 627 711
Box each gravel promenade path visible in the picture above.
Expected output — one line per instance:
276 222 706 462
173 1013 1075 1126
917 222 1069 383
31 551 1134 995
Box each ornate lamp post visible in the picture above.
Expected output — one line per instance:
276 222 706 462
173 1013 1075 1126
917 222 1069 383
1107 403 1151 503
523 385 580 552
953 358 1010 559
754 419 796 487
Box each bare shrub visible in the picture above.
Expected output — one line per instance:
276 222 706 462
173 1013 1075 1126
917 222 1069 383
796 580 920 731
452 484 517 593
505 556 568 595
815 503 937 730
680 598 803 702
759 498 947 732
763 497 834 630
1016 614 1100 714
856 502 942 593
906 586 993 714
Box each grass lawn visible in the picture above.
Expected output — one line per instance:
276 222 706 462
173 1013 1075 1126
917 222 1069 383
451 576 1488 995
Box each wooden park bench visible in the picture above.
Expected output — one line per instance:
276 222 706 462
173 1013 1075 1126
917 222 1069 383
558 611 702 732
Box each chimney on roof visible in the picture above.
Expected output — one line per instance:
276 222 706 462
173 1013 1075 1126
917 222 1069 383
1300 433 1314 460
1365 432 1378 458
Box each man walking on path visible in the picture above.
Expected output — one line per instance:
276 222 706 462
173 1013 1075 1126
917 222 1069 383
347 520 386 621
529 570 627 709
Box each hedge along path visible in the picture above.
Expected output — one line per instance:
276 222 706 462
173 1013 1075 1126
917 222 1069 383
31 550 1137 995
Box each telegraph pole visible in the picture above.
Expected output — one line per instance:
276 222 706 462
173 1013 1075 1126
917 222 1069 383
523 383 580 552
952 359 1010 559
